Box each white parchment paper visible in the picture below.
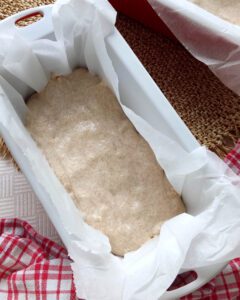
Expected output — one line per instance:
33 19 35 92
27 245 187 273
148 0 240 95
0 0 239 299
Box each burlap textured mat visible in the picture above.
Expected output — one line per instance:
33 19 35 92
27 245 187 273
0 0 53 20
116 14 240 157
0 1 240 158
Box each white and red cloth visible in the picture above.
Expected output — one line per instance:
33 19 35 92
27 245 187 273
225 142 240 176
0 218 76 299
0 141 240 299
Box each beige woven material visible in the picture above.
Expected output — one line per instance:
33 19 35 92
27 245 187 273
0 0 54 21
0 1 239 158
116 14 240 157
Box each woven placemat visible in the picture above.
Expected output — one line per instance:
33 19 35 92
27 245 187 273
0 0 240 158
0 0 54 20
116 14 240 157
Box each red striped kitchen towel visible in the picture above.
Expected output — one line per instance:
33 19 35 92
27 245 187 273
0 218 77 299
224 141 240 176
0 140 239 299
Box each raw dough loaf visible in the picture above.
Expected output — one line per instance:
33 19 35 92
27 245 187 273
190 0 240 25
26 68 185 256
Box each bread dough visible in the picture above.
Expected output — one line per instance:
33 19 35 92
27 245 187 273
26 68 185 256
190 0 240 25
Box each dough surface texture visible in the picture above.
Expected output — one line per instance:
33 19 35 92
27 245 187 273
26 68 185 256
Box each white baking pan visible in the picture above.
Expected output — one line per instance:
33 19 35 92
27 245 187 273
0 5 226 299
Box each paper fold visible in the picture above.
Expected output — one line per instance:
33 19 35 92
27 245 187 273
148 0 240 95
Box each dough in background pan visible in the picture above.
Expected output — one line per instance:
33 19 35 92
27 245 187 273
190 0 240 26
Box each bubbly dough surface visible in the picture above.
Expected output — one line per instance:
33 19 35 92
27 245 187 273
26 68 185 256
190 0 240 25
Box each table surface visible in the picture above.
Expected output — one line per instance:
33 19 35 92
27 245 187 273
0 156 61 244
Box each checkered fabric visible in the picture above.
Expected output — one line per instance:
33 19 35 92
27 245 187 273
0 141 240 299
0 218 76 299
224 140 240 176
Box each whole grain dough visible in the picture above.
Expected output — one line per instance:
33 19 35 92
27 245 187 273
26 68 185 256
190 0 240 25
